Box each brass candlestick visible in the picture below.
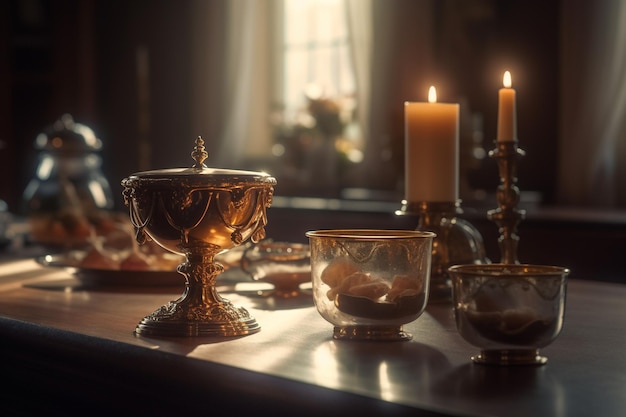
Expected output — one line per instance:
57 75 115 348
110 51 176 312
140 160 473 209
487 141 526 264
396 200 488 302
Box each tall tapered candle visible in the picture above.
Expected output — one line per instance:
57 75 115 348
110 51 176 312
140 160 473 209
497 71 517 142
404 86 460 202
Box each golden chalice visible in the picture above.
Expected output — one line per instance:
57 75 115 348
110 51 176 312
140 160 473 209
121 137 276 337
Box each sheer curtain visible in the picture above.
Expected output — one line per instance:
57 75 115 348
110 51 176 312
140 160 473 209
191 0 273 169
559 0 626 208
220 0 273 168
345 0 373 153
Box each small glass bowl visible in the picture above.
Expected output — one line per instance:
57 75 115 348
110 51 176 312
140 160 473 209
448 263 570 366
306 229 435 341
241 241 311 298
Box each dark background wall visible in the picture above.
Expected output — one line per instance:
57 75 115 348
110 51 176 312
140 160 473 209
1 0 560 212
1 0 624 283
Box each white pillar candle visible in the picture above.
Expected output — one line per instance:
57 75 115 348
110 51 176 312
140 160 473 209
497 71 517 142
404 86 460 202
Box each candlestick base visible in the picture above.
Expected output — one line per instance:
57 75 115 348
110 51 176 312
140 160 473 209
396 200 489 302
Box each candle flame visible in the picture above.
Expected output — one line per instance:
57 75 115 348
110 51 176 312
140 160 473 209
503 71 512 88
428 86 437 103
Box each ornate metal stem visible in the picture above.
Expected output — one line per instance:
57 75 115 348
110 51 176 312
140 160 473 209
487 141 526 264
396 200 488 302
135 249 260 337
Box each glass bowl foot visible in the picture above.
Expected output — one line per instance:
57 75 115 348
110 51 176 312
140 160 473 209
471 349 547 366
333 325 412 341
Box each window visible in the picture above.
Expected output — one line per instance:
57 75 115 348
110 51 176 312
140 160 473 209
281 0 355 119
273 0 363 196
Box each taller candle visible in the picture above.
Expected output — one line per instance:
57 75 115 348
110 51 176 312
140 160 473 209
497 71 517 142
404 86 460 202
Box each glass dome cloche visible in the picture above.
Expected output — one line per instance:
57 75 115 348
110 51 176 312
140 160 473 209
22 114 116 247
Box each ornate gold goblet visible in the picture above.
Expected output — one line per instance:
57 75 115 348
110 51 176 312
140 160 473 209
121 137 276 337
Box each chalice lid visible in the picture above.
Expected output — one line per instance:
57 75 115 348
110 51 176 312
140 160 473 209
124 137 276 187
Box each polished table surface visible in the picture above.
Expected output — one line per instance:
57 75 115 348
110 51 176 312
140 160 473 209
0 257 624 416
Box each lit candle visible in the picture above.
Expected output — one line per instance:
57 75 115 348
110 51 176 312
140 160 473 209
404 86 460 202
497 71 517 142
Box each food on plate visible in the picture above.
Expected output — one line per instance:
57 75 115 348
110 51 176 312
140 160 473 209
29 209 126 246
119 251 152 271
79 245 120 270
68 220 184 272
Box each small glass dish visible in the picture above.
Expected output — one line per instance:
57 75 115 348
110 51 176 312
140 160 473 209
241 241 311 298
448 263 570 366
306 229 435 341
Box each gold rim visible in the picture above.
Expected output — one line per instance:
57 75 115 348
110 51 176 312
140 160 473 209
305 229 436 240
448 263 570 277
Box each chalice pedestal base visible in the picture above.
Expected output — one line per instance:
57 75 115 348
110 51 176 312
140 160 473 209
135 259 260 338
135 300 260 338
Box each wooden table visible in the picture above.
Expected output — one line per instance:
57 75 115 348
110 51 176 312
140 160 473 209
0 258 624 416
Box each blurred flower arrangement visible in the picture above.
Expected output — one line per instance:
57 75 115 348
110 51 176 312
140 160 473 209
306 95 346 137
273 87 353 138
270 86 363 196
